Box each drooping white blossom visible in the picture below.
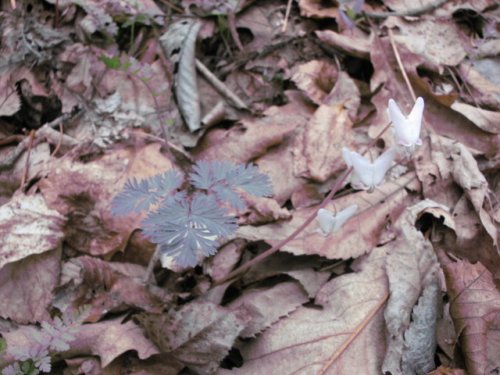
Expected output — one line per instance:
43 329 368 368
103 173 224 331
317 205 358 235
387 97 424 148
342 147 396 192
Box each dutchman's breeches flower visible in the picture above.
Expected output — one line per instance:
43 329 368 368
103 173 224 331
388 97 424 148
342 147 396 192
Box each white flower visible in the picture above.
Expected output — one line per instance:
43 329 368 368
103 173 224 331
342 147 396 192
317 205 358 235
387 97 424 147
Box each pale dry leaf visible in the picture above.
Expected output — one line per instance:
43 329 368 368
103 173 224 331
0 249 60 324
238 172 419 260
227 281 309 338
385 17 467 67
315 29 371 59
382 200 441 375
401 280 441 375
194 97 312 164
137 301 250 374
218 246 390 374
160 19 201 132
439 253 500 375
298 0 338 19
451 101 500 134
69 316 159 367
0 73 20 117
38 142 174 257
294 72 360 182
0 194 65 269
241 252 331 298
290 60 338 105
55 256 165 322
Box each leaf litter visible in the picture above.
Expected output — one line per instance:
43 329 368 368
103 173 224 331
0 0 499 374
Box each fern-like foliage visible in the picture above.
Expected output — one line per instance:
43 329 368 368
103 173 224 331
112 160 272 268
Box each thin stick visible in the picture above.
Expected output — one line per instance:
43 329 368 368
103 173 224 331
318 292 389 374
363 0 447 19
282 0 294 33
143 245 161 284
20 130 35 190
195 59 248 110
387 28 416 102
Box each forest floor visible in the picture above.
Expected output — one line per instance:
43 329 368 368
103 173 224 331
0 0 499 374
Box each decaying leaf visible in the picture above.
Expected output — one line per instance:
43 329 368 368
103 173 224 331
382 200 442 375
227 281 309 338
137 301 250 374
438 252 500 375
237 172 419 260
219 246 390 374
160 19 202 132
0 194 65 269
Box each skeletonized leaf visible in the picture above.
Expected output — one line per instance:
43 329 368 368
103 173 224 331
160 19 201 132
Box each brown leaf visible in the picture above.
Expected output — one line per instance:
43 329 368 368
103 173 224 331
382 200 442 375
193 96 313 163
137 301 250 374
38 142 174 257
219 246 389 374
56 256 167 322
385 17 467 67
228 281 309 338
451 101 500 134
0 249 60 323
0 194 65 269
437 252 500 375
290 60 338 105
237 172 419 260
160 20 201 132
293 72 360 182
315 30 371 59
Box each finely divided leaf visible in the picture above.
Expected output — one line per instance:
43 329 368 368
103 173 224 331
142 193 237 267
112 170 183 215
190 160 273 210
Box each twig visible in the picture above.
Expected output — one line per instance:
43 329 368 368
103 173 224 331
363 0 448 19
20 130 35 190
195 59 248 110
228 11 244 51
387 28 416 101
143 245 161 284
282 0 293 32
318 292 389 374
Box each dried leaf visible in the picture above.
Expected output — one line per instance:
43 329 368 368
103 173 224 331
294 72 360 182
315 30 371 59
290 60 338 105
382 200 441 375
0 194 65 269
0 73 20 117
386 17 467 67
451 101 500 134
0 249 60 324
228 281 309 338
237 172 419 260
438 253 500 375
137 301 250 374
160 19 202 132
219 246 389 374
